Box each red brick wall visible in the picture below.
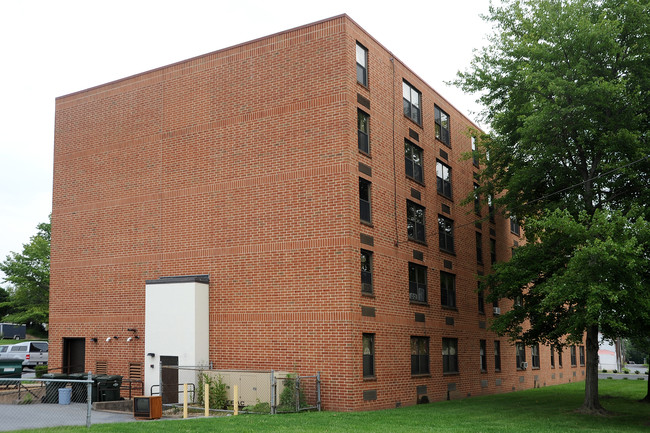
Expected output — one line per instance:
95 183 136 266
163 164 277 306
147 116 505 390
51 15 585 412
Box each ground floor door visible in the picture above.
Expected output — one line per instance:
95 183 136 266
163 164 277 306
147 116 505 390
160 355 179 404
62 338 85 374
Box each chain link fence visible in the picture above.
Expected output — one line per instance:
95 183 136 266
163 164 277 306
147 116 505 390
0 376 94 431
157 366 321 416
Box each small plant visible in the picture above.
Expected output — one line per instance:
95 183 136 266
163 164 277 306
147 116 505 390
606 377 613 379
612 369 618 373
197 373 228 410
35 365 48 378
623 377 629 380
622 368 630 374
601 369 607 373
243 398 271 413
18 394 33 405
277 373 306 412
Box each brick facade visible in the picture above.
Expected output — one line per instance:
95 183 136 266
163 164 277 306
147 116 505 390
50 14 585 411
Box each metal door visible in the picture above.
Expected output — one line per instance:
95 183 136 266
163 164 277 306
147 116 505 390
160 355 179 404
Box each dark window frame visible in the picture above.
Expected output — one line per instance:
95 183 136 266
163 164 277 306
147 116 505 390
510 216 520 236
356 42 368 87
409 262 427 303
480 339 487 372
531 344 540 369
516 342 526 369
440 271 456 309
442 337 459 374
474 183 481 216
478 282 485 314
361 249 373 294
476 231 483 264
570 346 577 366
358 109 370 154
363 333 375 378
359 178 372 224
436 160 452 198
579 346 585 366
471 136 479 167
411 336 430 375
438 215 455 253
407 200 426 243
434 105 450 146
550 346 555 368
403 81 422 125
405 140 424 183
494 340 501 371
490 238 497 265
558 347 563 368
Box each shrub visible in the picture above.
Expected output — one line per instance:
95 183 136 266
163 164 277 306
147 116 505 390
35 365 48 378
635 370 640 374
606 377 613 379
613 369 618 373
277 373 306 412
197 373 228 410
601 369 608 373
622 368 630 374
243 398 271 413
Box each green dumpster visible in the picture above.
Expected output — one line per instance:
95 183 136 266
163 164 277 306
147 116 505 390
0 357 23 386
42 373 68 404
69 373 89 403
96 374 123 401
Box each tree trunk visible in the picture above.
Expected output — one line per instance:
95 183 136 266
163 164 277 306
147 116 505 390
580 325 607 414
642 357 650 403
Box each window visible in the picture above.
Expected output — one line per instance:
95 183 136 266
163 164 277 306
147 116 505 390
411 336 430 375
487 195 495 223
409 263 427 303
570 346 577 366
440 271 456 308
405 140 423 183
579 346 585 366
359 178 372 224
363 333 374 377
480 340 487 372
358 110 369 154
494 341 501 371
476 232 483 264
516 342 526 369
361 250 373 294
558 347 563 367
510 216 520 236
436 161 452 198
407 201 426 243
438 216 454 253
550 346 555 368
490 238 496 264
403 81 421 124
531 344 540 369
471 136 479 166
478 282 485 314
435 106 450 146
442 338 458 374
474 183 481 216
356 43 368 86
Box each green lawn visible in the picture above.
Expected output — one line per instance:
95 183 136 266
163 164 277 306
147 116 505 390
25 380 650 433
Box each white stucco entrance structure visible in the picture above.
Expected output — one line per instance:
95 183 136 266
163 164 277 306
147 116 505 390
143 275 210 401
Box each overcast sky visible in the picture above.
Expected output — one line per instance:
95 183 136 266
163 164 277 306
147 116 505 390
0 0 494 278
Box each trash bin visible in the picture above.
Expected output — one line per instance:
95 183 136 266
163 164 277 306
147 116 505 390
43 373 68 404
69 373 89 403
0 357 23 386
58 387 72 405
96 374 123 402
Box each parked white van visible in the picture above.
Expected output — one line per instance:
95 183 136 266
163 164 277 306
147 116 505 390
4 341 48 367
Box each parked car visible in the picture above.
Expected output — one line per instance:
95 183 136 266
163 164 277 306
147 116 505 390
4 341 48 367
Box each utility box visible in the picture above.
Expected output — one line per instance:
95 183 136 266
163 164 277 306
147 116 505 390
0 323 26 340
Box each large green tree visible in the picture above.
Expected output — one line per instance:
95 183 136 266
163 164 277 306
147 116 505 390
0 218 51 331
455 0 650 413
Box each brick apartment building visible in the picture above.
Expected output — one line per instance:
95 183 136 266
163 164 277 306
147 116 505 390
50 14 585 411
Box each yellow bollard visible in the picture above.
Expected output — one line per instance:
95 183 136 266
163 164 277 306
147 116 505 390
204 382 209 417
183 383 188 419
234 385 239 416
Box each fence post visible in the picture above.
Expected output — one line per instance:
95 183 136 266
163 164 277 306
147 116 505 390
234 385 239 416
204 382 209 417
294 375 300 412
316 371 321 411
86 372 93 428
270 370 276 414
183 383 188 419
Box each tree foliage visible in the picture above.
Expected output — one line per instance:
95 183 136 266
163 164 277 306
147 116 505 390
0 218 51 329
455 0 650 413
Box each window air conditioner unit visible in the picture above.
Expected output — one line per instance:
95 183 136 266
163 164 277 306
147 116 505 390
493 307 501 315
520 361 528 369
